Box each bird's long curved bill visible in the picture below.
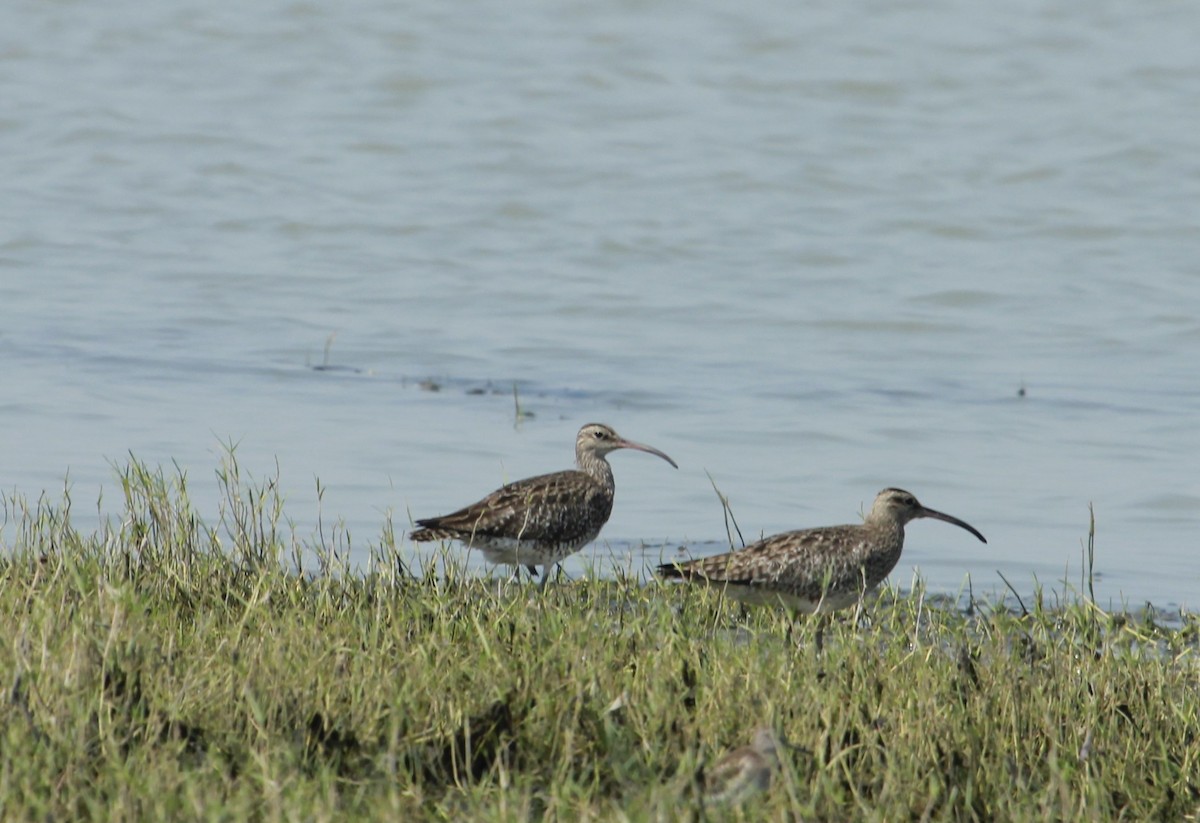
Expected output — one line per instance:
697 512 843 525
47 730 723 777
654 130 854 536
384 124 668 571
617 438 678 469
920 507 987 543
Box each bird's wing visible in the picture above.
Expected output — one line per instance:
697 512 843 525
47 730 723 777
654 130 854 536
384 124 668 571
417 470 613 543
659 525 870 596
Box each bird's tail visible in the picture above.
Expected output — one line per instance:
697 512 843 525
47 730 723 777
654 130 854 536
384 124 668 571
654 562 689 580
410 526 455 542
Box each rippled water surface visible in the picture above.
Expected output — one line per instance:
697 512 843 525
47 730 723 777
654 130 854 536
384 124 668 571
4 0 1199 608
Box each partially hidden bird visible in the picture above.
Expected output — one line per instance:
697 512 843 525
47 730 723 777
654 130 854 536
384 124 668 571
657 487 985 613
702 727 786 805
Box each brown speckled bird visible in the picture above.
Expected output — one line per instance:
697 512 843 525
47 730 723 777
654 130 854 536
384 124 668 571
702 727 785 805
411 423 676 588
657 488 985 612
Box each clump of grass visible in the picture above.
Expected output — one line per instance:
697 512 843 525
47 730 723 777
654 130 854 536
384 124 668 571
0 455 1197 820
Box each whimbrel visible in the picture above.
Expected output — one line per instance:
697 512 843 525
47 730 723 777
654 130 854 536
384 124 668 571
702 727 784 805
411 423 677 589
657 488 985 613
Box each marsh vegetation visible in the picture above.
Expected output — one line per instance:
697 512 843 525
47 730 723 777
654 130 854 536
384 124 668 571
1 457 1197 820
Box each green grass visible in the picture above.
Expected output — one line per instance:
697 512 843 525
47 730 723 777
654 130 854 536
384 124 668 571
1 456 1197 821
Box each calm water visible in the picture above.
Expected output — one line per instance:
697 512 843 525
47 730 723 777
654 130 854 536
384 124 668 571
3 0 1199 609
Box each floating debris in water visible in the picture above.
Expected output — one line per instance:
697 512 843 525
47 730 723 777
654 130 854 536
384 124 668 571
308 332 364 373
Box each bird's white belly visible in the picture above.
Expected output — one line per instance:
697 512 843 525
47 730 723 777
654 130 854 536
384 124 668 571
473 534 594 567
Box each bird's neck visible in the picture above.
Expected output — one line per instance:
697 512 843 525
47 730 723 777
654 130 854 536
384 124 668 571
576 453 614 487
862 516 905 547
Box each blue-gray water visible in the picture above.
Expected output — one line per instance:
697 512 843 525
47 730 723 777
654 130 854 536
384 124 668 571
4 0 1199 609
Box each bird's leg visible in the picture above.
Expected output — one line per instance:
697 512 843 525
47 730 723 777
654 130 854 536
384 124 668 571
537 565 551 592
814 614 831 655
852 596 868 629
785 609 820 652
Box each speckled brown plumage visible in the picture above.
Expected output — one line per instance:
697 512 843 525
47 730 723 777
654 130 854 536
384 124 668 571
702 727 785 805
412 423 676 588
658 488 985 613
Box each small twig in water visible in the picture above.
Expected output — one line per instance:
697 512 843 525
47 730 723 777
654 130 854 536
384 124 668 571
323 333 336 367
512 383 533 425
